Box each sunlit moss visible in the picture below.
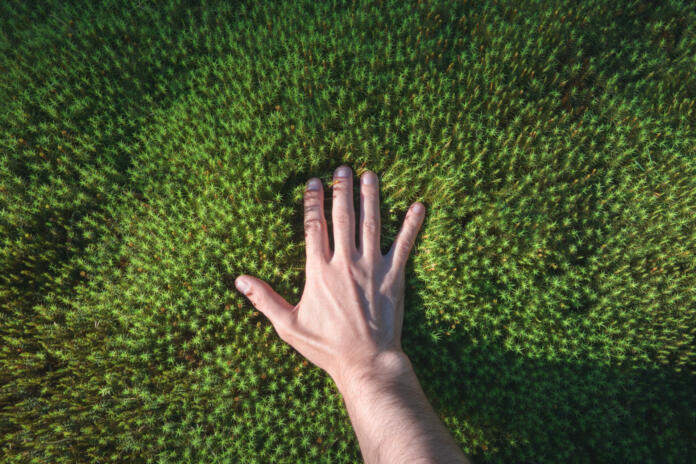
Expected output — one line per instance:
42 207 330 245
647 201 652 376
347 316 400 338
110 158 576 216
1 0 695 462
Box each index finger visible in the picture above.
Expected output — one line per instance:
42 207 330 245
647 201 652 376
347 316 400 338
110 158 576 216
303 178 330 263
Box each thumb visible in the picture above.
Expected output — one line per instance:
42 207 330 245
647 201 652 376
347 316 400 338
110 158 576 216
235 275 296 330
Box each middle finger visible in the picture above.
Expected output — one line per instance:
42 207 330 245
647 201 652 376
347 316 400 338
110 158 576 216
331 165 356 260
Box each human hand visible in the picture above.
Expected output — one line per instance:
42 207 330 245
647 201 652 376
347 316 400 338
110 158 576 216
234 165 426 388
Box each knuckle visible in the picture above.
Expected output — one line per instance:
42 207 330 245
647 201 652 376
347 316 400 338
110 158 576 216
304 218 323 233
396 239 413 255
332 182 349 195
334 212 351 226
303 202 321 217
303 189 322 202
248 290 263 309
361 186 378 202
362 218 379 233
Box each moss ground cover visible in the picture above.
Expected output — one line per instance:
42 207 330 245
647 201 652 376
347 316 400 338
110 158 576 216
1 0 695 462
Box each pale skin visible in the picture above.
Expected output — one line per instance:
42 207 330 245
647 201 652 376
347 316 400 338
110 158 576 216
235 165 470 464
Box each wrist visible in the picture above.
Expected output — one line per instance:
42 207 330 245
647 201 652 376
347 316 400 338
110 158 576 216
333 350 413 396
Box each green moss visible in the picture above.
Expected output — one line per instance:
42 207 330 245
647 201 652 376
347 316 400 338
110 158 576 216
1 0 695 462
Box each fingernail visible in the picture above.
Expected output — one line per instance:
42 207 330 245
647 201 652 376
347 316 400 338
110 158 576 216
412 203 424 214
235 277 250 294
362 172 376 184
335 166 351 177
307 178 322 190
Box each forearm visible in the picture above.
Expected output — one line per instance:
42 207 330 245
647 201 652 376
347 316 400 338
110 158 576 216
334 352 470 464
